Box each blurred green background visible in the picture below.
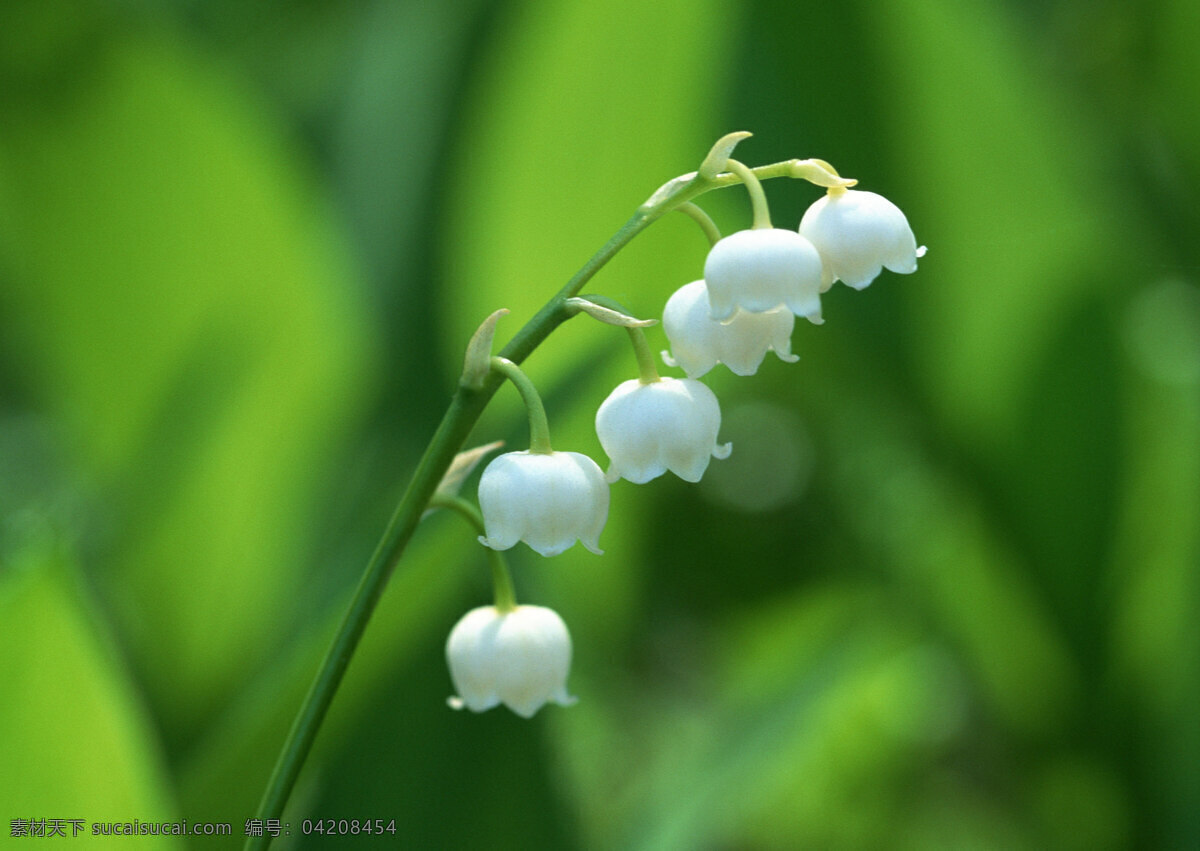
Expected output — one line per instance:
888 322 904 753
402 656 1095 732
2 0 1198 848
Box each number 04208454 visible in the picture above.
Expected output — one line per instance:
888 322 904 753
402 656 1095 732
301 819 396 836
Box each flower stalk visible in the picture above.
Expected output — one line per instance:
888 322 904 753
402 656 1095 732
245 146 839 850
429 494 517 612
490 356 553 454
627 326 662 384
726 159 772 230
675 202 722 247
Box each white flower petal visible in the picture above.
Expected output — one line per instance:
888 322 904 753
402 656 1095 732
446 605 575 718
799 189 921 290
596 377 730 484
662 281 799 378
703 229 824 321
444 607 503 711
478 451 609 557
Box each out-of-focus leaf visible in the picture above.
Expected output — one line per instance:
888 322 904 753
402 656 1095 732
1003 304 1122 667
439 0 734 386
556 585 990 850
0 541 181 848
333 0 489 291
825 387 1078 736
1154 0 1200 183
1110 359 1200 845
863 0 1119 449
612 587 909 850
713 591 995 850
0 27 375 736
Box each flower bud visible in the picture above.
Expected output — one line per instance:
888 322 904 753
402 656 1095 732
702 228 825 325
446 605 576 718
595 377 731 484
798 189 924 291
662 280 799 378
477 450 609 557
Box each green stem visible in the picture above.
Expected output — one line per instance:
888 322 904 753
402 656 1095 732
429 495 517 612
489 549 518 613
490 357 552 453
627 326 661 384
727 159 772 230
675 202 722 247
246 155 807 851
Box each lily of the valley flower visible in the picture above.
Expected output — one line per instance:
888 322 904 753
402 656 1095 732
662 280 799 378
595 377 731 484
798 188 924 291
702 228 825 325
477 450 609 556
446 604 576 718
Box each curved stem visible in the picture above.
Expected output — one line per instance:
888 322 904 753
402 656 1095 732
246 154 809 851
627 327 661 384
490 356 552 454
246 387 485 851
245 217 651 851
727 158 772 230
675 202 722 247
429 495 517 612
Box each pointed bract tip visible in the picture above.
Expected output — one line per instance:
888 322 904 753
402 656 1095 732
699 131 754 180
461 308 510 389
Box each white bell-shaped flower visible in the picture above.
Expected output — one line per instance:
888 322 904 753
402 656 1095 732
798 188 924 291
595 377 732 484
702 228 825 325
662 280 799 378
478 450 608 556
446 604 576 718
